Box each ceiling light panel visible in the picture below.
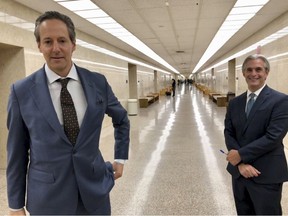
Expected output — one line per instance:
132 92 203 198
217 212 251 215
57 0 98 11
230 6 262 15
75 9 107 18
235 0 269 7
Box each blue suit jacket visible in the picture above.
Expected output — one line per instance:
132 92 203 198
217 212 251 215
224 85 288 184
6 65 130 214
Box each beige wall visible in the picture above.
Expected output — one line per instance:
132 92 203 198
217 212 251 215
233 34 288 96
0 46 26 168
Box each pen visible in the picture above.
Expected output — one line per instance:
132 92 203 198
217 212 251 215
220 149 227 155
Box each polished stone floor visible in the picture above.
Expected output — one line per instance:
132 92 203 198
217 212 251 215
1 84 288 215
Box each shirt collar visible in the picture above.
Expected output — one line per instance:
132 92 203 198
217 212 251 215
45 63 79 84
247 84 266 98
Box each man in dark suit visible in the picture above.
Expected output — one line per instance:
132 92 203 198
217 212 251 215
171 78 176 96
224 54 288 215
6 11 130 215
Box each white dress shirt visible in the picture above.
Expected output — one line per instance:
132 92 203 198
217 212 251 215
45 64 87 127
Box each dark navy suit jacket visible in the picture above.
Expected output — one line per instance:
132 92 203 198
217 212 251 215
224 85 288 184
6 65 130 214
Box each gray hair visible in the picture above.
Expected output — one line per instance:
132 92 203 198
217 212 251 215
242 54 270 72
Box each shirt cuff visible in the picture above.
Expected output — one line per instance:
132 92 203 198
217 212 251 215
9 207 24 211
114 159 126 164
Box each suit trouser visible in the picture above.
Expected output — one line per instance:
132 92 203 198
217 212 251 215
232 177 283 215
76 192 111 215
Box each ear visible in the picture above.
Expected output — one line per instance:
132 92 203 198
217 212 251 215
37 42 43 53
72 42 76 52
264 71 269 79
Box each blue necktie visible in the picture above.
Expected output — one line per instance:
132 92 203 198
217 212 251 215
246 93 256 117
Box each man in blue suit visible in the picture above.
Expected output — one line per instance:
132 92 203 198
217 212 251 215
6 11 130 215
224 54 288 215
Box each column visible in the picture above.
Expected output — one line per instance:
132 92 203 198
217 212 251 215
227 58 236 101
128 63 138 99
154 70 158 93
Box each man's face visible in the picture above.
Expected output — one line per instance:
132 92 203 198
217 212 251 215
242 59 269 92
37 19 75 76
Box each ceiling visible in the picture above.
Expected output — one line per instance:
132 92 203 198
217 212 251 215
14 0 288 77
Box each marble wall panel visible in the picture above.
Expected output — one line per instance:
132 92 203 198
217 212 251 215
0 46 25 169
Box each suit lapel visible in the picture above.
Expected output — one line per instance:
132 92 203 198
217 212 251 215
76 68 104 145
237 94 248 131
30 69 69 143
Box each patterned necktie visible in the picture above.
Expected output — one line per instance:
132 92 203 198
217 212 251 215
58 78 79 145
246 93 256 117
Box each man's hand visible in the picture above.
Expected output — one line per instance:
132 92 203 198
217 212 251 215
112 161 124 180
238 163 261 178
9 209 26 216
226 149 241 166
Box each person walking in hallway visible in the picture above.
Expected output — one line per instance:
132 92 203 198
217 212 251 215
224 54 288 215
172 78 176 97
6 11 130 215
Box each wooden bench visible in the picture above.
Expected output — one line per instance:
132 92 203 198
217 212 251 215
154 93 159 101
147 93 159 101
209 92 220 100
212 95 227 107
139 96 154 108
159 89 166 96
139 93 160 108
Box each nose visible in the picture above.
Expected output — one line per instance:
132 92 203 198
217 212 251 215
52 42 61 52
250 69 257 75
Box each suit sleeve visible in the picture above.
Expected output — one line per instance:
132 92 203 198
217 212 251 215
224 100 241 151
239 95 288 163
104 79 130 160
6 84 30 209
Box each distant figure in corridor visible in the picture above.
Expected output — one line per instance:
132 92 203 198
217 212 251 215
224 54 288 215
6 11 130 215
172 78 176 97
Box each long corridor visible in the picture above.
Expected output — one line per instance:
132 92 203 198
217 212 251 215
1 84 288 215
106 84 237 215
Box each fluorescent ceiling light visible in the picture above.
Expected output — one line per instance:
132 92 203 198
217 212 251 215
199 26 288 75
54 0 97 11
0 9 171 75
192 0 269 73
54 0 180 74
75 9 108 18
